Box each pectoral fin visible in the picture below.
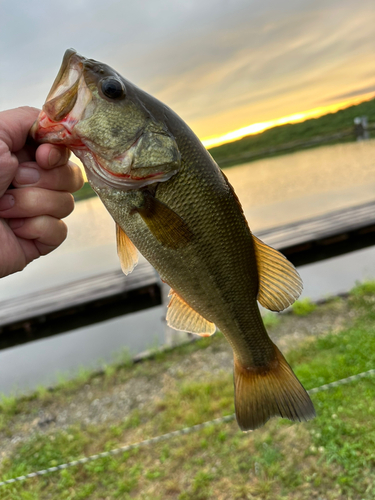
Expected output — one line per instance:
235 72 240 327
136 191 193 249
116 223 138 275
253 235 303 311
167 290 216 336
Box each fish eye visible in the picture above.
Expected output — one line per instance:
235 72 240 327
101 78 125 100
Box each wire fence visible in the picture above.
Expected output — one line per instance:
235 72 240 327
1 367 374 488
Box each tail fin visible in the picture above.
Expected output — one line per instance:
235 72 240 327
234 344 315 431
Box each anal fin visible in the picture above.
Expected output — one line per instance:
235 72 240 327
253 235 303 311
116 223 138 275
167 290 216 337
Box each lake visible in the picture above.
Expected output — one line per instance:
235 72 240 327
0 139 374 395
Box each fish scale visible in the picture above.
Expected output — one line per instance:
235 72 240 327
31 49 315 431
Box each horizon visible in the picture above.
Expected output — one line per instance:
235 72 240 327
203 91 375 149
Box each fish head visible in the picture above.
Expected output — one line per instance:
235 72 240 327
31 49 181 190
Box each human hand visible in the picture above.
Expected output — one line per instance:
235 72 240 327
0 106 84 278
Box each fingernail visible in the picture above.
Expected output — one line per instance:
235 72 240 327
9 218 24 229
14 167 40 185
48 147 67 167
0 194 15 211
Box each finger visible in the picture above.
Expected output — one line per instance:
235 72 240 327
0 141 18 196
9 216 68 256
12 160 84 193
14 141 38 164
0 107 40 195
35 143 70 170
0 187 75 219
0 107 40 152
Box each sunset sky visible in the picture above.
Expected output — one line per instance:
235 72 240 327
1 0 374 147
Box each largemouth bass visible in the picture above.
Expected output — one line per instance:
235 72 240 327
31 49 315 430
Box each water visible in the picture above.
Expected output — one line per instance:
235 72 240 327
0 140 374 395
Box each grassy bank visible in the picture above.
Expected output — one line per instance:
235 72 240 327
73 182 96 203
1 283 375 499
209 98 375 167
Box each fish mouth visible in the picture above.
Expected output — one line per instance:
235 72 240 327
30 49 92 146
81 139 179 192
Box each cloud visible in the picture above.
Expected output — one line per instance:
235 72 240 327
322 85 375 103
1 0 374 138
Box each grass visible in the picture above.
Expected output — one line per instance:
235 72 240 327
73 182 96 203
262 312 281 328
1 282 375 498
209 98 375 167
291 298 317 316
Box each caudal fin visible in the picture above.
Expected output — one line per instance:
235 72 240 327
234 344 315 431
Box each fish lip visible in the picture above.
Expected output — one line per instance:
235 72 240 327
30 111 86 147
43 50 85 123
45 49 82 103
80 141 178 192
101 165 165 181
82 132 179 190
90 165 179 191
31 49 92 143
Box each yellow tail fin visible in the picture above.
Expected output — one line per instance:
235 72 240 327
234 344 315 431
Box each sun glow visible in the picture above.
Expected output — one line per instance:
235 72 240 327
201 92 375 149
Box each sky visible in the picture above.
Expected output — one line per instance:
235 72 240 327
1 0 374 146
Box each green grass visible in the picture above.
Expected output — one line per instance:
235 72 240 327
1 282 375 499
262 312 281 328
73 182 96 203
292 298 317 316
209 98 375 167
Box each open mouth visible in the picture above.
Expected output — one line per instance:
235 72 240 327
30 49 92 146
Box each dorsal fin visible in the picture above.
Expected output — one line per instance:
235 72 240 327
167 290 216 337
116 223 138 275
252 235 302 312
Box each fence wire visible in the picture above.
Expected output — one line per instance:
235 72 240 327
1 368 374 487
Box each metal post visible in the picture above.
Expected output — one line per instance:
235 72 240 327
354 116 369 141
362 116 370 140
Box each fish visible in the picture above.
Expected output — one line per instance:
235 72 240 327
31 49 315 431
